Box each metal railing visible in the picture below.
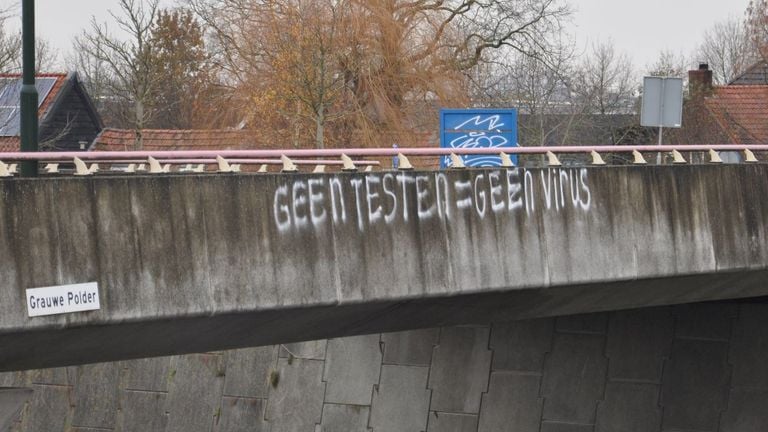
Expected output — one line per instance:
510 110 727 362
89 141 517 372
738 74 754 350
0 144 765 176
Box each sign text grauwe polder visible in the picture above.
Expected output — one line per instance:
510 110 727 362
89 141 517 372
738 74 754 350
273 168 593 233
26 282 101 317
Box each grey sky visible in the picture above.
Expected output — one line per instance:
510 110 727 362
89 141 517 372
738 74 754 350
5 0 756 71
572 0 752 70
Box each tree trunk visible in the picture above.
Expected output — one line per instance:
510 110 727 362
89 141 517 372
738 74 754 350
134 99 144 150
293 100 301 149
315 105 325 149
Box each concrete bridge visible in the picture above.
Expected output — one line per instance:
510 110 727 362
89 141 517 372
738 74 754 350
1 163 768 371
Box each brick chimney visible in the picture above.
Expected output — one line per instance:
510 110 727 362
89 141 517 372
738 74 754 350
689 63 713 98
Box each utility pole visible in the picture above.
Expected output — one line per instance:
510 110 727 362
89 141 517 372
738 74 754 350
20 0 38 177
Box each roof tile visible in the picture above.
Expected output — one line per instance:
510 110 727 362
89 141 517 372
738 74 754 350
91 128 265 151
704 85 768 144
0 73 69 150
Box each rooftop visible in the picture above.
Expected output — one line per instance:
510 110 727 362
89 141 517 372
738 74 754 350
0 73 68 151
729 61 768 86
705 85 768 144
91 128 260 151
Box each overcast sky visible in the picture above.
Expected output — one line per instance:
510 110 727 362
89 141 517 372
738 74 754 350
6 0 755 71
572 0 752 70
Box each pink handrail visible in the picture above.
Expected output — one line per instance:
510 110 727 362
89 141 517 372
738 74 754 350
0 144 764 161
51 158 380 166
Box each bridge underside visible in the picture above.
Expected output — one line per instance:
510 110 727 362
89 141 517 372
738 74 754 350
3 269 767 371
1 164 768 370
6 297 768 432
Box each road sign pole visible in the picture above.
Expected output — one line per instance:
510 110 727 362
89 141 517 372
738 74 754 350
20 0 38 177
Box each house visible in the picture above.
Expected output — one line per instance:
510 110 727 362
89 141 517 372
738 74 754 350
0 72 103 151
729 61 768 85
517 113 650 147
670 63 768 146
90 128 257 151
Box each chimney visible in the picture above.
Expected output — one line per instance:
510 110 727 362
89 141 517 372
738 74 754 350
689 63 713 98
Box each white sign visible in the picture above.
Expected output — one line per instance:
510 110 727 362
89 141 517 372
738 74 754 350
641 76 684 128
26 282 100 317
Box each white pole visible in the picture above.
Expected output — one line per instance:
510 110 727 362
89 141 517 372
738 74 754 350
658 126 663 146
657 79 667 163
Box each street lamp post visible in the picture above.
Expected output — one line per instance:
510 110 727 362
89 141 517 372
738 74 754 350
20 0 38 177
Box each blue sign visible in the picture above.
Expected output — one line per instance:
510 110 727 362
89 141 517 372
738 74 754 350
439 108 518 168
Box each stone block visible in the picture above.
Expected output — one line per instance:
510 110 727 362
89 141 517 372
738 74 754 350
0 372 26 388
490 319 553 372
324 335 382 405
30 368 68 386
428 412 478 432
166 354 224 432
21 385 69 432
539 422 594 432
729 303 768 388
541 333 606 424
382 329 439 366
595 382 661 432
217 397 268 432
720 388 768 432
660 339 729 431
279 340 327 360
478 372 542 432
71 363 119 429
370 365 430 432
265 358 325 432
673 303 736 341
605 308 673 382
318 404 371 432
121 357 171 392
116 390 167 432
223 346 277 399
555 314 608 334
428 327 492 413
1 389 28 432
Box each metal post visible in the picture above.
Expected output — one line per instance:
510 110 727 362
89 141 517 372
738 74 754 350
656 78 667 164
20 0 38 177
392 144 399 169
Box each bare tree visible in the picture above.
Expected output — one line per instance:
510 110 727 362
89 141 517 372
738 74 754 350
149 9 220 129
0 7 56 73
0 16 19 74
186 0 360 149
186 0 572 148
574 41 636 115
32 39 59 72
646 50 691 78
504 47 583 146
696 17 755 84
747 0 768 61
66 36 111 114
74 0 161 146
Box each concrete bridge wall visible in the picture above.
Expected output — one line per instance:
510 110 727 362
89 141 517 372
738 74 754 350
3 299 768 432
2 165 768 370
